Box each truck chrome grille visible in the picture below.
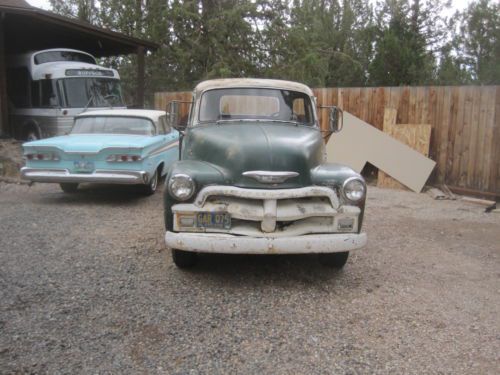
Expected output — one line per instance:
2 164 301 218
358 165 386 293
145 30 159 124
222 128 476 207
172 185 360 237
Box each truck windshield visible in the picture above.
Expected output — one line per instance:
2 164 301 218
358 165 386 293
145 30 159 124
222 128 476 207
199 88 315 125
59 78 124 108
71 116 155 136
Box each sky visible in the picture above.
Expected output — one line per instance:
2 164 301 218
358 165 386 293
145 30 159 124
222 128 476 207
26 0 474 12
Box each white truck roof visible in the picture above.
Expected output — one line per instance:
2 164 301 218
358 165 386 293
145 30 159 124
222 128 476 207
194 78 315 96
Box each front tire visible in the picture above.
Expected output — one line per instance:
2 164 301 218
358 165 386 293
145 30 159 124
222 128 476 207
172 249 198 268
318 251 349 269
60 183 78 193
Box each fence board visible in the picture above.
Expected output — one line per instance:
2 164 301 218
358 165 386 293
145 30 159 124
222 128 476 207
493 87 500 192
155 85 500 196
488 86 500 191
482 87 498 191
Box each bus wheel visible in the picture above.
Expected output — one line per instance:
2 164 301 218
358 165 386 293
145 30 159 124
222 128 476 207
24 127 39 141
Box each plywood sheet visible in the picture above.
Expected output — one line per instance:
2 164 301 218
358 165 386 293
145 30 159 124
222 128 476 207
326 112 436 192
377 108 432 189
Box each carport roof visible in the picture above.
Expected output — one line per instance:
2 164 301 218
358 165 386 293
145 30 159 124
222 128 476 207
0 0 158 57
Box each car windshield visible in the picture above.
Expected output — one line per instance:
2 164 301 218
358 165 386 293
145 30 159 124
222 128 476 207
71 116 155 136
59 78 124 108
199 88 315 125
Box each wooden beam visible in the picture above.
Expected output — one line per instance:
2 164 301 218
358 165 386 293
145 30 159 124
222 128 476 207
136 45 145 108
0 12 9 137
447 185 499 200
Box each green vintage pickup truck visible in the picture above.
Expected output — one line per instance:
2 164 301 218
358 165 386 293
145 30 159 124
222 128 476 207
164 78 367 268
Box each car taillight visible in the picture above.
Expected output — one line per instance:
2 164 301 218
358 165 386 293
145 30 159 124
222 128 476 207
25 152 59 161
106 154 142 162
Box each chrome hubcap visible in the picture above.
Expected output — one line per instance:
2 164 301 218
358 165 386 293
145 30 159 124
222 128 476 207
150 172 158 191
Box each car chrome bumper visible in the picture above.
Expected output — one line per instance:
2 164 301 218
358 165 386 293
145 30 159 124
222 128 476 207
20 167 148 185
165 231 367 254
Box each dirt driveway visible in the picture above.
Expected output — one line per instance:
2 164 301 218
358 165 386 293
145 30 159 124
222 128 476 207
0 182 499 374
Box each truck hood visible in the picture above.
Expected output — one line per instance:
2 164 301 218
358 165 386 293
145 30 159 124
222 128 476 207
23 134 156 153
182 122 325 188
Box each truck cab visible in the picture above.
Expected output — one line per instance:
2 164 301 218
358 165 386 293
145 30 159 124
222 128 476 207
164 78 367 269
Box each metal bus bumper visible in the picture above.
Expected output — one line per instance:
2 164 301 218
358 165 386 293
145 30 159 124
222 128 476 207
165 231 367 254
20 167 148 185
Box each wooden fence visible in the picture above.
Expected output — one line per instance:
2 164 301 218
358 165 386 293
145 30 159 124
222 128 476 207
155 86 500 197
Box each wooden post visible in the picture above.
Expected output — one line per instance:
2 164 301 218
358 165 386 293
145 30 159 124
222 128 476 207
136 45 145 108
0 12 9 137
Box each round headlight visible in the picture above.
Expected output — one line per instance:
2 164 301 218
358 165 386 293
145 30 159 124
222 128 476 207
342 177 366 202
168 174 195 201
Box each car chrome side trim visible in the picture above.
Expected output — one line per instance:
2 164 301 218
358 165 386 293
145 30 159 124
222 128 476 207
146 141 179 157
20 167 148 185
23 145 145 155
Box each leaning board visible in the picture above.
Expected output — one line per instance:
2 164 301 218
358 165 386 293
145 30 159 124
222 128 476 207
326 111 436 193
378 108 432 189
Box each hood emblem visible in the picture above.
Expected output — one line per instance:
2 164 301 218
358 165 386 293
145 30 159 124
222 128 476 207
242 171 299 184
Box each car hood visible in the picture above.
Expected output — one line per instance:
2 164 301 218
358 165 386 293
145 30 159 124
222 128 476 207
23 134 155 153
182 122 325 188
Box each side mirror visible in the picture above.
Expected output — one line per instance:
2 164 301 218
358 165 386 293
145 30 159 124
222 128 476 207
166 101 185 131
328 106 343 133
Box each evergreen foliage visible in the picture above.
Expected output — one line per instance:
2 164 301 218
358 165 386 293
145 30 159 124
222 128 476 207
48 0 500 105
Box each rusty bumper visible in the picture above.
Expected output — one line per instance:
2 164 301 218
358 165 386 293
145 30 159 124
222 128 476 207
165 231 367 254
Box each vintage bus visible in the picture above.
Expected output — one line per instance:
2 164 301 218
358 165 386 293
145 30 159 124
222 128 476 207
7 48 125 140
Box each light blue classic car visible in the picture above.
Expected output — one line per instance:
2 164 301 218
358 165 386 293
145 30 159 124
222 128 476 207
21 109 179 195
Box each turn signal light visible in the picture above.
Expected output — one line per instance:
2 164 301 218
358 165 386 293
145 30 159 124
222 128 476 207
25 152 59 161
106 154 142 162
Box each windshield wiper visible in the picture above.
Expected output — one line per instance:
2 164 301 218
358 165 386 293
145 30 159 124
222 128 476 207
214 118 300 125
265 119 300 125
81 92 96 113
215 119 242 125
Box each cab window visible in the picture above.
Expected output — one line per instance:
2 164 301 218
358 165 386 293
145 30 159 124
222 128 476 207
158 116 170 134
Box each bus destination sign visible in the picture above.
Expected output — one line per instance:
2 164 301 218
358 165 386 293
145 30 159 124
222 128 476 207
65 69 115 77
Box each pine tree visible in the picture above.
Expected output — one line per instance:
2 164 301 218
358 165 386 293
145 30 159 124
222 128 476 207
369 0 450 86
455 0 500 84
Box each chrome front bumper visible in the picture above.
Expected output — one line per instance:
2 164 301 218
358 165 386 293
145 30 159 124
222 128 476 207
20 167 148 185
165 231 367 254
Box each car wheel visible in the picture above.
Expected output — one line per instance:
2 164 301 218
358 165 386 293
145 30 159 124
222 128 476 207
142 170 158 195
60 183 78 193
172 249 198 268
318 251 349 268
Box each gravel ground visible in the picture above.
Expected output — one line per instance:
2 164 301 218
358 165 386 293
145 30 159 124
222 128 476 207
0 182 499 374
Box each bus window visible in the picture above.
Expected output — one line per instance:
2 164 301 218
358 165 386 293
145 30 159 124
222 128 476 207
62 79 87 107
31 81 40 107
40 80 58 107
60 78 123 108
34 51 96 65
7 67 30 108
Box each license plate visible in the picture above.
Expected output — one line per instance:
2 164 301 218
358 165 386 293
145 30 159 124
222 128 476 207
196 212 231 229
73 160 94 172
